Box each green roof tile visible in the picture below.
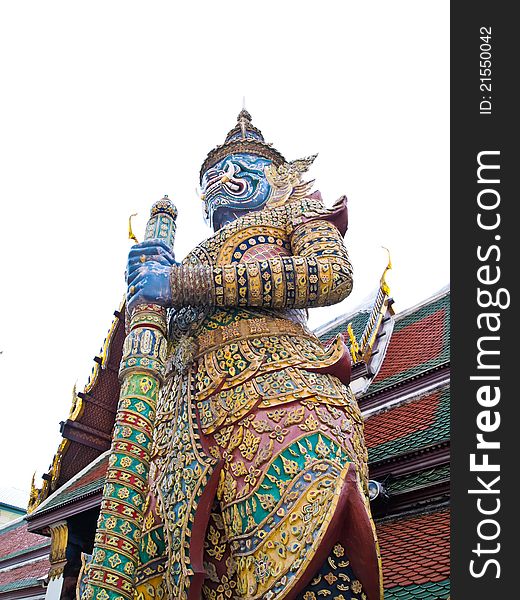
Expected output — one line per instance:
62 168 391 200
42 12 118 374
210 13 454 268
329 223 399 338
317 308 372 350
0 577 44 593
385 578 450 599
388 465 450 494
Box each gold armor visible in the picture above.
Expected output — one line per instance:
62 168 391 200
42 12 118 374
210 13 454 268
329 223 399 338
135 194 383 600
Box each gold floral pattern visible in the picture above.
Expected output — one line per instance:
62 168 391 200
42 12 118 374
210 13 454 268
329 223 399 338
296 543 368 600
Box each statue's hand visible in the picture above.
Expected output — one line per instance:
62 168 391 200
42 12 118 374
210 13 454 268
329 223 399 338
126 240 177 312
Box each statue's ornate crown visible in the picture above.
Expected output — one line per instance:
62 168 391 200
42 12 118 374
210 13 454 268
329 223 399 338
200 110 285 182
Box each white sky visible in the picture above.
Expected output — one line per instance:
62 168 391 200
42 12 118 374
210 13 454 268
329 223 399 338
0 1 449 499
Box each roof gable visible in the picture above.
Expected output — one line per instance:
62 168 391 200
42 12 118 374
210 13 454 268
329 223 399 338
365 292 450 395
28 452 109 519
28 305 125 514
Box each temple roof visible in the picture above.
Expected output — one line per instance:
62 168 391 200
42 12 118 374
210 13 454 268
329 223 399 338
29 452 109 521
365 386 450 463
28 304 126 515
358 290 451 520
365 290 450 396
316 288 450 402
378 506 450 599
0 518 50 595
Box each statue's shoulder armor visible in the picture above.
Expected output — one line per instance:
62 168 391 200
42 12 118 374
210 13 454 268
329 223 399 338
286 192 349 238
283 194 327 230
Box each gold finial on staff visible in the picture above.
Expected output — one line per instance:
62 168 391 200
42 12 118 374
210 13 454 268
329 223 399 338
128 213 139 244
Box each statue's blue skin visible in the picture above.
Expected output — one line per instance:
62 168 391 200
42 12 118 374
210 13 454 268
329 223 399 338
202 153 273 231
126 240 177 311
126 153 273 312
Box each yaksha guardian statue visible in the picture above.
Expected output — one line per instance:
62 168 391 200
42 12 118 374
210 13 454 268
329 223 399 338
126 111 383 600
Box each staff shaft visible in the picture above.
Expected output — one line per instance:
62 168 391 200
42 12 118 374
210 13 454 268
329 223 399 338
81 197 176 600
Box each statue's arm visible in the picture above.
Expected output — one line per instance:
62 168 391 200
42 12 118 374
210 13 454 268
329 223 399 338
171 219 353 310
126 218 352 311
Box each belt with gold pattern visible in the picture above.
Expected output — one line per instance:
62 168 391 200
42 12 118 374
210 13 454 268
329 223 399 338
195 316 318 356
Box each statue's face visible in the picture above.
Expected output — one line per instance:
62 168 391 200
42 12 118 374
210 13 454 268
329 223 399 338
201 153 272 231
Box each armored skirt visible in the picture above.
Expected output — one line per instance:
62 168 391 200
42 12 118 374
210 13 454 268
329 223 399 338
134 196 383 600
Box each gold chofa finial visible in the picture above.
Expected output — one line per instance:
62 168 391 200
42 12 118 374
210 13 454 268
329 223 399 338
380 247 392 296
347 323 360 363
28 472 40 513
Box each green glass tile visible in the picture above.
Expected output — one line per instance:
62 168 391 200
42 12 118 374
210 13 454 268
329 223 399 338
387 465 450 494
385 578 450 599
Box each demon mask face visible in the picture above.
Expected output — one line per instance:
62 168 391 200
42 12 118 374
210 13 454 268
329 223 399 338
201 153 273 231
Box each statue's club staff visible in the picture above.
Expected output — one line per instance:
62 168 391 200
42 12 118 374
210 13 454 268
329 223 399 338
82 197 177 600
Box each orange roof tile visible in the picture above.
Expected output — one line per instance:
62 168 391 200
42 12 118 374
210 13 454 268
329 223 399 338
365 388 450 461
377 507 450 589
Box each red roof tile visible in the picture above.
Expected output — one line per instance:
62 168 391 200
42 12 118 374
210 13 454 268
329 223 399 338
0 556 49 587
373 308 446 385
377 507 450 588
365 391 441 449
365 387 450 461
0 519 49 562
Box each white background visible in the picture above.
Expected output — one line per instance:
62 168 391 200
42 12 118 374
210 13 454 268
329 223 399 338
0 1 449 498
